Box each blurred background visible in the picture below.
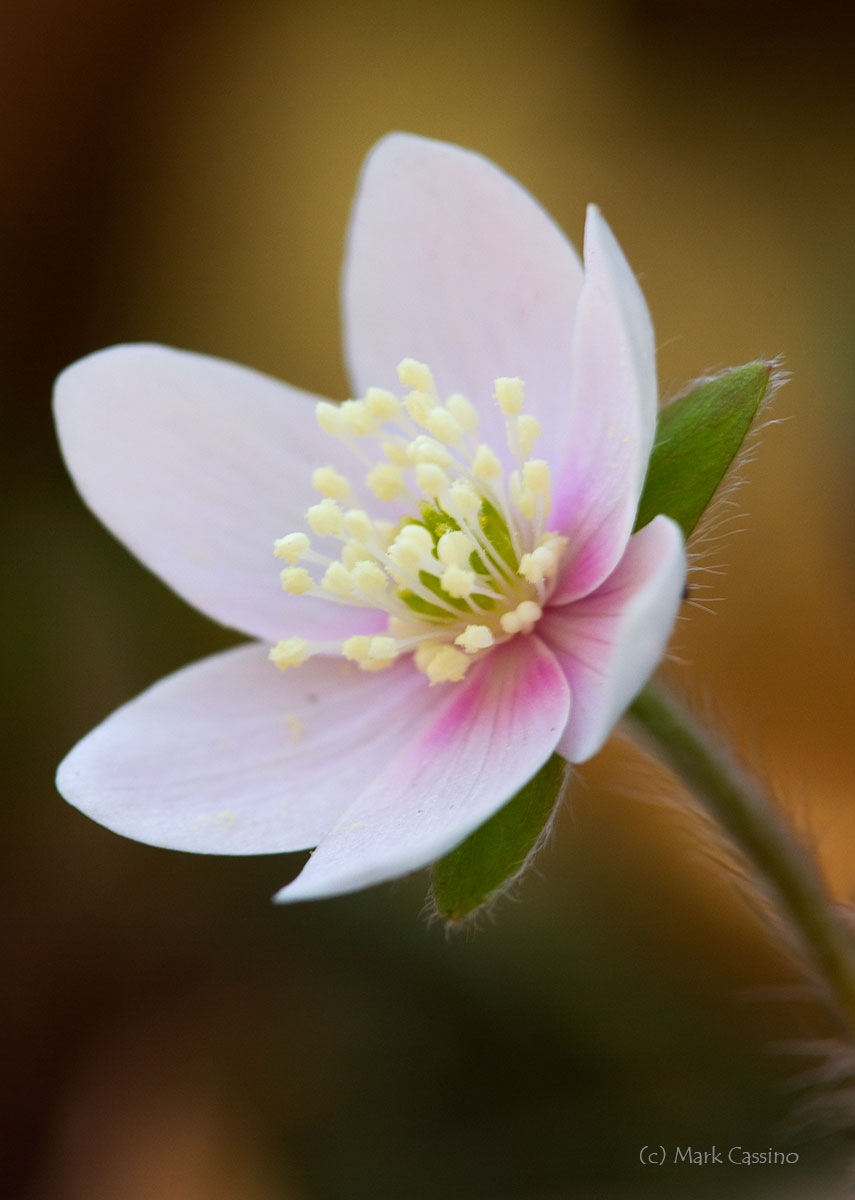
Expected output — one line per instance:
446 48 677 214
4 0 855 1195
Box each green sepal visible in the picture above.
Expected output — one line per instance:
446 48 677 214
634 362 770 540
431 754 569 923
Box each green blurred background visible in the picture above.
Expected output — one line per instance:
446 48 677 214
5 0 855 1195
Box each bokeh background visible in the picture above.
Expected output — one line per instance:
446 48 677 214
5 0 855 1196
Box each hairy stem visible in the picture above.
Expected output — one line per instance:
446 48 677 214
628 683 855 1029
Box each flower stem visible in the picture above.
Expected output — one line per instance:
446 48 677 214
628 683 855 1030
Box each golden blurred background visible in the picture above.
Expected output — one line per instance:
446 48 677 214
4 0 855 1195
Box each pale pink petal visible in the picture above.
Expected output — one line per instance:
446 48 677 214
550 206 659 603
275 636 570 902
539 516 685 763
343 133 584 458
57 643 479 855
54 344 385 643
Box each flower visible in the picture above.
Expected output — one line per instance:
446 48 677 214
54 133 686 903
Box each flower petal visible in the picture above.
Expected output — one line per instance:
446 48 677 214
57 643 480 855
275 636 570 902
54 344 386 643
538 515 685 763
343 133 584 457
550 206 659 603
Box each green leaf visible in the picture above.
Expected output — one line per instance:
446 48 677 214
634 362 771 540
431 754 569 923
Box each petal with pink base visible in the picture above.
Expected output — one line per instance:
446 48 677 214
343 133 584 461
539 515 685 763
54 344 386 644
57 643 474 855
550 206 659 603
275 636 570 902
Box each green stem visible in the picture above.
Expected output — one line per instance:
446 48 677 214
628 683 855 1030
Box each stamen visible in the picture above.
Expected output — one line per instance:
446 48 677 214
312 466 352 501
446 393 479 435
473 445 502 480
494 377 525 415
440 565 476 598
280 567 313 594
274 532 310 563
269 638 311 670
455 624 495 653
367 463 406 500
274 363 568 687
397 358 436 393
415 463 448 496
307 498 345 537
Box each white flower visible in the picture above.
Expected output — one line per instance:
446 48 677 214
54 134 685 902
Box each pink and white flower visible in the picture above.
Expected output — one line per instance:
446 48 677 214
54 134 685 902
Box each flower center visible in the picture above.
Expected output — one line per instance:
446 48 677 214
268 359 567 685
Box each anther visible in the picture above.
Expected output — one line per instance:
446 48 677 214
367 463 406 500
280 567 313 594
312 466 352 501
307 498 345 537
397 358 436 393
494 377 525 416
274 532 310 563
269 638 311 670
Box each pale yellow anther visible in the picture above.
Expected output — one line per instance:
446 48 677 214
414 641 442 674
364 387 401 422
415 462 448 497
280 566 313 595
441 565 476 598
343 635 393 671
455 624 495 653
269 638 310 670
494 377 525 416
404 389 439 427
518 540 562 585
448 480 482 520
446 393 479 435
473 444 502 480
374 519 396 547
367 463 406 501
406 435 453 468
352 560 388 595
500 610 522 634
340 398 377 436
382 439 410 467
368 636 397 660
516 600 542 631
343 508 373 541
388 525 431 572
397 358 435 393
341 541 374 569
522 458 551 494
422 643 470 685
437 530 474 568
322 562 354 595
397 523 434 553
342 635 372 663
312 466 352 501
316 401 348 438
516 414 541 457
307 498 345 537
518 552 544 585
273 532 310 563
425 407 463 445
